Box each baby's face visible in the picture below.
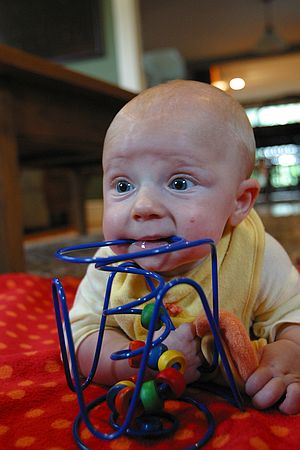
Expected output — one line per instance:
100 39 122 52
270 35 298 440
102 99 243 276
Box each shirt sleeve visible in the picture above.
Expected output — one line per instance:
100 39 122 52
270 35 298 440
68 246 111 351
252 233 300 341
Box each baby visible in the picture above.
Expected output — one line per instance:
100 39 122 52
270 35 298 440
70 80 300 415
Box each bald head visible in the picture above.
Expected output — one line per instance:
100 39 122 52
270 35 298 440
104 80 256 177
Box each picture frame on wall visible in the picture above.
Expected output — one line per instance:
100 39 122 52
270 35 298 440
0 0 104 61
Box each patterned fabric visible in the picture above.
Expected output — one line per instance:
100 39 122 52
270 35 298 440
0 273 300 449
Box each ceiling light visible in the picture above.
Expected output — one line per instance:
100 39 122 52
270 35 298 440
255 0 286 54
229 78 245 90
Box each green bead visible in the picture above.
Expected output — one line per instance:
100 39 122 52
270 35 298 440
140 380 163 412
141 304 164 330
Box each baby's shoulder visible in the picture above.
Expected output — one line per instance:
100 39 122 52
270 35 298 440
262 232 300 289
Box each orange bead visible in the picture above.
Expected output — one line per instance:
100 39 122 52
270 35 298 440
115 386 134 417
128 340 145 368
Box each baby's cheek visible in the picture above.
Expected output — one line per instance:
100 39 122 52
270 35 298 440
102 212 119 240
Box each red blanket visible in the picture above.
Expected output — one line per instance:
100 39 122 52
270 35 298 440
0 273 299 449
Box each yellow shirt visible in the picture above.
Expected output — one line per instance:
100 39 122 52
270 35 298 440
69 210 300 353
105 209 265 340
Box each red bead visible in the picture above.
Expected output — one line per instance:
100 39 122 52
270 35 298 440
106 383 127 413
115 385 134 417
128 340 145 368
156 367 186 398
128 374 138 384
115 385 144 418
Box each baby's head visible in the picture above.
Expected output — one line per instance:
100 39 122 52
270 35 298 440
102 80 259 275
104 80 256 177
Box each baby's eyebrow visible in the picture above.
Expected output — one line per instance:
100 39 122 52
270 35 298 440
171 160 214 174
103 156 128 172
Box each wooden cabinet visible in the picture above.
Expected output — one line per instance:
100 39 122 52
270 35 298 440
0 44 134 272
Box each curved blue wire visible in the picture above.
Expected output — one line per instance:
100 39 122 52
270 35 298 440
52 236 244 448
55 236 210 266
52 272 180 440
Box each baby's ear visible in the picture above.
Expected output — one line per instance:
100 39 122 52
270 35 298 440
228 178 260 227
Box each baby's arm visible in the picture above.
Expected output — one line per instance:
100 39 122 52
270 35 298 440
245 234 300 414
245 324 300 414
77 328 140 386
77 322 203 386
71 248 202 386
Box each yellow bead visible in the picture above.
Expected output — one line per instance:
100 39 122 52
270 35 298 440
116 380 135 388
157 349 186 374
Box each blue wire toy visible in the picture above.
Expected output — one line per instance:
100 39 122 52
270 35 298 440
52 236 244 449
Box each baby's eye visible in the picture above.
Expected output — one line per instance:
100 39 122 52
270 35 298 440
115 179 134 193
168 177 194 191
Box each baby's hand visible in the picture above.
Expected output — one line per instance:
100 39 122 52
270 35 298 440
245 339 300 414
155 322 203 384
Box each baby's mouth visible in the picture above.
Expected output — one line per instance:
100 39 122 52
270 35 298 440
140 239 170 249
128 238 171 253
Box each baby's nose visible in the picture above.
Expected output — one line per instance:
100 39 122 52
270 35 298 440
131 187 165 221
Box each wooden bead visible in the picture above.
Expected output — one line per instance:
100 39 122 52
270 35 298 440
156 367 186 398
156 381 172 400
116 379 136 388
115 385 134 417
147 343 168 370
140 380 163 412
128 340 145 368
106 383 127 413
157 349 186 374
128 374 138 384
141 304 164 330
109 379 143 418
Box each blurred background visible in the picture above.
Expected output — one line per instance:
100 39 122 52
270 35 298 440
0 0 299 273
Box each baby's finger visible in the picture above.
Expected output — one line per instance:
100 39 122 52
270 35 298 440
176 322 196 340
279 382 300 415
251 377 286 410
245 366 272 396
184 358 202 384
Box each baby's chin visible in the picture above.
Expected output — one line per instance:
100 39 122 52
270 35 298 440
133 255 202 278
